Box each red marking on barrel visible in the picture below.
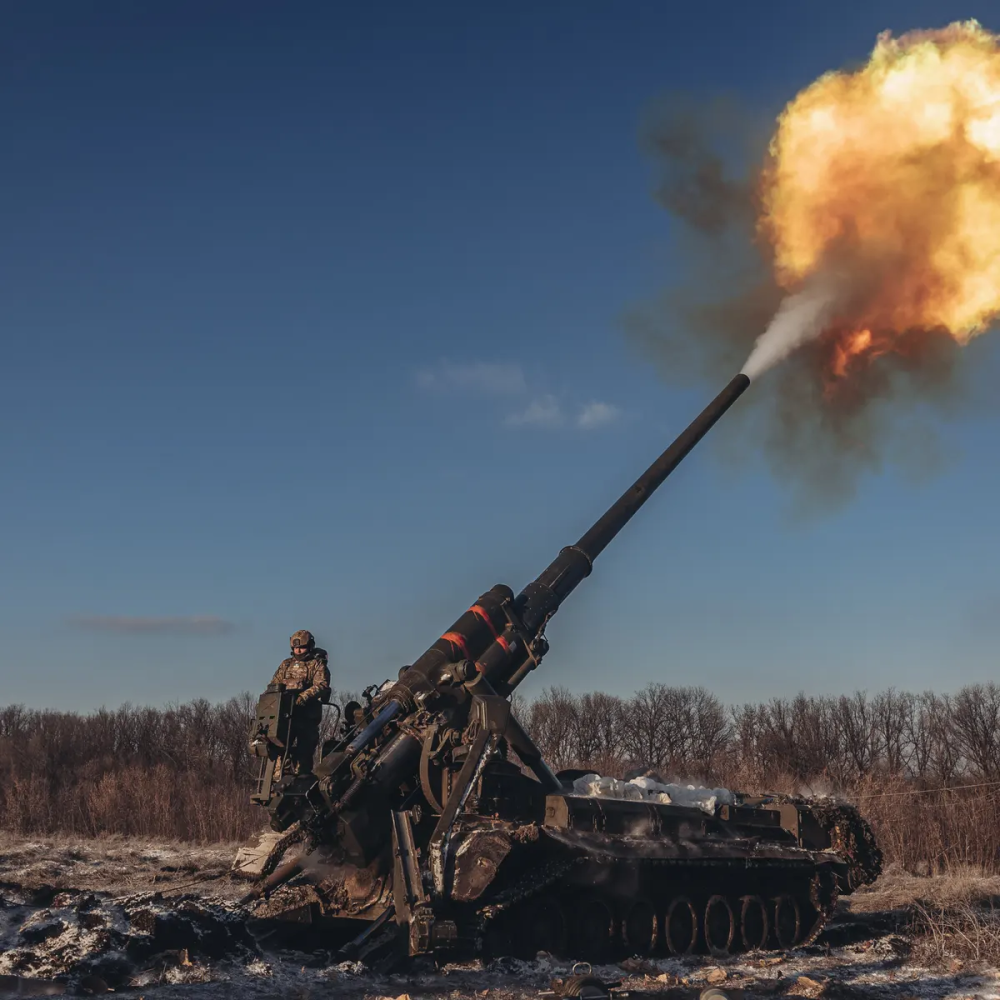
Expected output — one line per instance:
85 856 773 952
496 635 511 652
469 604 501 640
441 631 471 658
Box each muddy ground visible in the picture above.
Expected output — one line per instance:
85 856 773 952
0 833 996 999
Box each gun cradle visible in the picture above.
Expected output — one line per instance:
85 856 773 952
237 375 881 965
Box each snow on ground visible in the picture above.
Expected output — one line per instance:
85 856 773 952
0 833 998 999
0 833 246 902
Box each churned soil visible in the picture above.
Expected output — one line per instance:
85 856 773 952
0 833 998 999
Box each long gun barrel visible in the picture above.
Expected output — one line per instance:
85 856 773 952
390 373 751 709
490 371 751 694
240 370 886 960
251 373 751 868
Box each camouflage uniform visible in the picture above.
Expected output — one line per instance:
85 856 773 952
271 629 331 774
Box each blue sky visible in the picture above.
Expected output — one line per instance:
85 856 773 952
2 1 998 712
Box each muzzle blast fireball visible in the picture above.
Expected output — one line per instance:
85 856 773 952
747 19 1000 386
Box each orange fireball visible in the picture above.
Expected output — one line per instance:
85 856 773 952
758 19 1000 381
830 329 873 379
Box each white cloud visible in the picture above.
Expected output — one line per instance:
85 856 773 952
576 401 622 429
415 361 623 432
504 395 565 428
415 360 526 395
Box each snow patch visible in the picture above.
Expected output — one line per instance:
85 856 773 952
570 773 735 814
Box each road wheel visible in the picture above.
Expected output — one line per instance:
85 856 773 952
520 895 569 958
573 897 616 963
773 893 801 949
704 895 734 956
623 898 658 955
739 895 768 951
664 896 698 955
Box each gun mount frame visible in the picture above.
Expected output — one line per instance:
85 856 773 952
237 372 881 966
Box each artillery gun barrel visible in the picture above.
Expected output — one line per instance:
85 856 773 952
242 372 887 942
486 372 751 694
390 373 750 710
574 372 750 563
243 373 753 890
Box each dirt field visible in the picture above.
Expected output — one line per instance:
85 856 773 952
1 833 998 999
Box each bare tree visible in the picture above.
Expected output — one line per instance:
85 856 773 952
902 692 934 780
873 688 912 776
837 692 882 779
621 683 675 772
923 693 961 783
524 687 579 771
574 692 627 773
950 684 1000 779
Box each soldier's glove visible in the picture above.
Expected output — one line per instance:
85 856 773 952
295 694 307 706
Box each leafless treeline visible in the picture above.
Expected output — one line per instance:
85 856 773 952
0 696 257 785
522 683 1000 789
0 696 261 842
2 683 1000 871
521 683 1000 873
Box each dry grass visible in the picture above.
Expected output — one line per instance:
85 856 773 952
851 862 1000 913
910 900 1000 966
855 774 1000 875
848 862 1000 968
1 767 263 843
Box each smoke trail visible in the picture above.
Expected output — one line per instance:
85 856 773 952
742 274 845 380
623 92 982 512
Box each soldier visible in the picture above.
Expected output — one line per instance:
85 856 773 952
341 700 364 738
271 629 331 774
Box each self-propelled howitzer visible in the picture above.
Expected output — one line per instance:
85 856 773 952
238 373 881 965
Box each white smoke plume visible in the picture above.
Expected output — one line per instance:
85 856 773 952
741 273 845 380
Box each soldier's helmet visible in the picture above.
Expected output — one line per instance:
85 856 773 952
290 629 315 654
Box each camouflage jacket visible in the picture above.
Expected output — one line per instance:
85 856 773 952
271 649 331 709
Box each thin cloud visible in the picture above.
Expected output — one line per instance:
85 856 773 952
577 401 622 429
69 615 236 635
505 395 565 428
415 360 623 431
415 360 527 395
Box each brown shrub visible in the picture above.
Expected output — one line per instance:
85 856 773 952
4 681 1000 870
910 900 1000 966
855 773 1000 874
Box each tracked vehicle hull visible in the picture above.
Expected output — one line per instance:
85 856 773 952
468 789 879 960
242 763 880 963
